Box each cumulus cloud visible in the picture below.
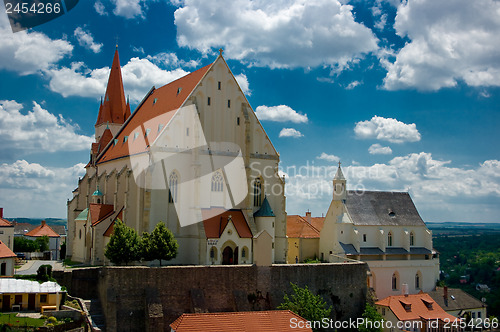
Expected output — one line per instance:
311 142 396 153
381 0 500 90
0 160 86 217
255 105 308 123
111 0 146 19
368 143 392 155
74 27 103 53
354 116 421 143
94 1 108 15
234 73 251 95
147 52 200 68
279 128 303 138
0 20 72 75
46 57 189 103
346 80 362 90
174 0 378 70
0 100 94 154
282 152 500 221
317 153 340 163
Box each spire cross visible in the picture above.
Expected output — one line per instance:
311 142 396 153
219 48 224 56
338 161 341 167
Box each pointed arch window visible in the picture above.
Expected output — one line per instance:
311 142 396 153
168 172 178 203
211 170 224 192
253 178 262 207
392 272 399 290
410 232 415 246
388 232 393 247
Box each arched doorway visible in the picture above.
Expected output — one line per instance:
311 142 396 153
222 246 233 265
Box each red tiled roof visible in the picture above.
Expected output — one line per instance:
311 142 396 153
286 215 324 238
0 217 12 227
97 63 212 164
89 203 115 226
170 310 312 332
0 240 16 258
103 208 123 237
376 293 460 322
95 48 129 126
202 209 252 239
92 128 113 156
25 220 60 238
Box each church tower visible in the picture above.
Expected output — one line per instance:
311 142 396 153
333 162 346 201
94 46 131 141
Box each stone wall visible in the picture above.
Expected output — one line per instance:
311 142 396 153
55 262 368 332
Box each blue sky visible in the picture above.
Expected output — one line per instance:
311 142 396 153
0 0 499 222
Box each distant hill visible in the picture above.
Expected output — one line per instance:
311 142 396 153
427 221 500 236
5 218 67 227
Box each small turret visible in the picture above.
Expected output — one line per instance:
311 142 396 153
333 162 346 201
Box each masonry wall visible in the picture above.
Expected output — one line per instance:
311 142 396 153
55 263 368 332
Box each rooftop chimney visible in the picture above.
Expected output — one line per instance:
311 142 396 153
0 208 3 219
402 283 409 297
443 286 448 307
41 220 46 226
305 211 311 223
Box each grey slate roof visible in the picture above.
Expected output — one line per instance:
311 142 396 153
345 190 426 226
427 287 485 312
340 242 359 255
385 247 409 255
410 247 432 255
359 247 385 255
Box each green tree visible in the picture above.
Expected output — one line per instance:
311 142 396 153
14 237 38 252
36 235 49 252
141 222 178 266
358 303 384 332
277 282 331 331
105 219 141 265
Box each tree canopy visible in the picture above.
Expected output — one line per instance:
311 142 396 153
277 282 331 331
105 219 141 265
358 303 384 332
141 221 178 266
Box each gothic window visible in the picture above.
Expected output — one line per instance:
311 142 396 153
79 229 82 239
169 172 178 203
253 178 262 207
415 271 422 289
410 232 415 246
363 234 367 242
392 272 399 290
210 247 215 259
207 97 211 106
242 248 246 258
388 232 393 247
211 170 224 192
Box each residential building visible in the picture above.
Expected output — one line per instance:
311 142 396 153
0 279 64 312
376 292 461 332
0 208 14 251
170 310 312 331
427 287 487 320
319 164 440 300
67 49 286 265
0 240 16 277
286 212 324 263
25 220 61 260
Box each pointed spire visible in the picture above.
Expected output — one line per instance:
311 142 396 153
95 48 128 127
334 161 345 180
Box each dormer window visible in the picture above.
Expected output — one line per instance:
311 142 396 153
422 299 434 309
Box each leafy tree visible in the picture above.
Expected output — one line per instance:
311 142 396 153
36 264 53 282
36 235 50 252
141 222 178 266
105 219 141 265
358 303 384 332
14 237 38 252
278 282 331 331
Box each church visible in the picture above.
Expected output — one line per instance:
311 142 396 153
66 49 287 265
319 164 440 300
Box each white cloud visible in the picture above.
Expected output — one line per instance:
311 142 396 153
94 1 108 16
46 57 189 103
0 100 94 154
0 160 86 217
255 105 308 123
282 153 500 222
382 0 500 90
354 116 421 143
368 143 392 155
346 80 362 90
279 128 303 138
146 52 200 68
174 0 378 70
112 0 146 19
234 73 251 96
74 27 103 53
0 22 72 75
317 153 340 163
